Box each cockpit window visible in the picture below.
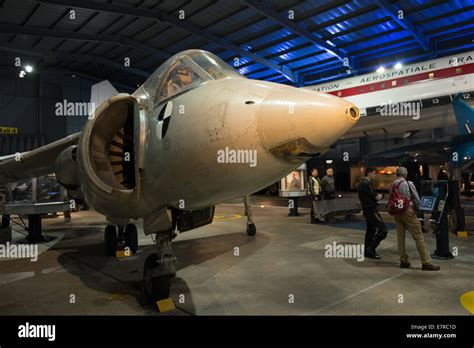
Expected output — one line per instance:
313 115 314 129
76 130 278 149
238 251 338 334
154 56 207 103
134 50 242 108
188 52 241 80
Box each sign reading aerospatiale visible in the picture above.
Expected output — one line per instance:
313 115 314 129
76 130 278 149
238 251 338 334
0 127 18 134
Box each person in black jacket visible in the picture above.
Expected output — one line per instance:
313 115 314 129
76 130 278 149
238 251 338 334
357 167 388 259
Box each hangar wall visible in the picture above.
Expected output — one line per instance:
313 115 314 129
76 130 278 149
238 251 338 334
0 72 92 155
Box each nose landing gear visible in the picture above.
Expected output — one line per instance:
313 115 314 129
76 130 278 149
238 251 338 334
141 199 254 308
143 230 177 304
243 195 257 236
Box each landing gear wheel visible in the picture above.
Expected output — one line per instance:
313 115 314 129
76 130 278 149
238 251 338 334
143 254 171 304
246 223 256 236
124 224 138 254
104 225 118 256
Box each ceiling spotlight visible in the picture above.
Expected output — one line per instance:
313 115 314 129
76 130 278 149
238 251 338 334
326 159 333 164
24 65 33 73
394 62 402 70
376 66 385 74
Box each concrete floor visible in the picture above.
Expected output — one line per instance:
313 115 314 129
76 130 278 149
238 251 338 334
0 202 472 315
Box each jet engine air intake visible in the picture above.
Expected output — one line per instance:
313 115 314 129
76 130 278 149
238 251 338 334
79 94 137 192
76 94 145 219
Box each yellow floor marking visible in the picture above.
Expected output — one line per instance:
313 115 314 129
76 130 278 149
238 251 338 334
213 213 242 221
457 231 468 238
110 293 128 301
156 298 175 312
115 250 132 258
460 291 474 314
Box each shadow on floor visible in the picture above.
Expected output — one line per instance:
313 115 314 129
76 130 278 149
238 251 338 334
55 228 270 312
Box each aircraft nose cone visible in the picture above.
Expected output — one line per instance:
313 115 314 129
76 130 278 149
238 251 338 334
257 87 359 161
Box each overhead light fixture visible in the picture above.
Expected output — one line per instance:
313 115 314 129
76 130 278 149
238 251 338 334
24 65 33 73
376 66 385 74
139 94 147 100
326 159 333 164
394 62 402 70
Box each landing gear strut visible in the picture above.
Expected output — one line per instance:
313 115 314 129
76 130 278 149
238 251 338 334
243 195 257 236
104 223 138 256
143 230 177 304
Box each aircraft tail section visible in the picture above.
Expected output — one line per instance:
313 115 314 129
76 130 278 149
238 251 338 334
90 80 118 110
453 93 474 135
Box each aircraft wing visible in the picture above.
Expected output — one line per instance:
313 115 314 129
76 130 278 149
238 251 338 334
0 133 80 185
0 154 17 162
361 95 474 165
362 140 453 165
451 133 474 146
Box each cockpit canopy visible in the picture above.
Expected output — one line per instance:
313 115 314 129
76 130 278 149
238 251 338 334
134 50 242 108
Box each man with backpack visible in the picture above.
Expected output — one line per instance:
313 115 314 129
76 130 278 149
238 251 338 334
357 167 387 259
388 167 440 271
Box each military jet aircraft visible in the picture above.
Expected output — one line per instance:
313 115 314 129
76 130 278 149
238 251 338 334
0 49 360 303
